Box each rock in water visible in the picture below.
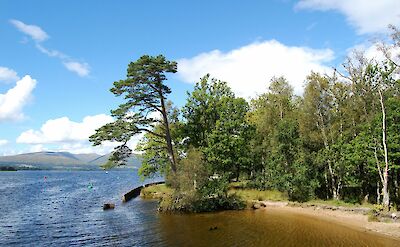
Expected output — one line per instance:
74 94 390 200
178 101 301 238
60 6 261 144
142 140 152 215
209 226 218 231
103 203 115 210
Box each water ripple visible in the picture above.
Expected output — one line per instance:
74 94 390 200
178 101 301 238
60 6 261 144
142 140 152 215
0 170 161 246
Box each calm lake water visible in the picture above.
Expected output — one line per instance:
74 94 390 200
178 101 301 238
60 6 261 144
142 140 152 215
0 170 399 246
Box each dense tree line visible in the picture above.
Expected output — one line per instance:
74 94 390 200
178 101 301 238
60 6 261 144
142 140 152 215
91 26 400 211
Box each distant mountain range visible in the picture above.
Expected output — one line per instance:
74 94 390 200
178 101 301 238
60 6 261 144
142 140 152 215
0 151 141 170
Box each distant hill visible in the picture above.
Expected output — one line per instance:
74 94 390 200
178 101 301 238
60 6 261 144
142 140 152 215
0 151 141 170
73 153 103 163
87 153 142 167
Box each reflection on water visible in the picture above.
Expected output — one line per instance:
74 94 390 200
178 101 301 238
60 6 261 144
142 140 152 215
158 208 400 247
1 171 399 246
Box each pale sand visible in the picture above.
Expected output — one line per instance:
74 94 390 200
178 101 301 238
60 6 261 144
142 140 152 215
261 201 400 241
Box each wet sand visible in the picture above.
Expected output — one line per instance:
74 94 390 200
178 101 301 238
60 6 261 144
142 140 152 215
260 201 400 241
158 205 400 246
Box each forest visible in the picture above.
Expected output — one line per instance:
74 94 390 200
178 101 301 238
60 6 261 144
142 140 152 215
90 26 400 212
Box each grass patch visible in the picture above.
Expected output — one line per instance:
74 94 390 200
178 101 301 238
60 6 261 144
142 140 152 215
230 188 288 202
229 180 249 189
367 212 380 222
141 184 173 199
306 199 374 208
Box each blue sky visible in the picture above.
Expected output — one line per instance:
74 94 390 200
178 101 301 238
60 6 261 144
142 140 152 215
1 0 399 155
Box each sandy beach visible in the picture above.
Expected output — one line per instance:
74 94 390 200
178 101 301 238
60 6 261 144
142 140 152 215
260 202 400 241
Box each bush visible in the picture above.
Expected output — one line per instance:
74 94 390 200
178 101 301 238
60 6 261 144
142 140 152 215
196 194 245 212
288 183 313 202
158 192 245 212
158 148 245 212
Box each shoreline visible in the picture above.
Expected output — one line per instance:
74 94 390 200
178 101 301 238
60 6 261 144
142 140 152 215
139 184 400 241
258 200 400 241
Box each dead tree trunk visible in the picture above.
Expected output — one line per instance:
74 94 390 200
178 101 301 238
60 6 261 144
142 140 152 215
378 89 390 210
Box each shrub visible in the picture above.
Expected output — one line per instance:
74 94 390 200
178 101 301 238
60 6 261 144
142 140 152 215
367 211 380 222
158 148 245 213
158 192 245 212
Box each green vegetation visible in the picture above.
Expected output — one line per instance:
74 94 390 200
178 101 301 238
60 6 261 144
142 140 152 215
141 184 173 199
90 55 178 172
157 149 246 212
305 199 373 209
230 189 288 202
367 212 380 222
92 26 400 213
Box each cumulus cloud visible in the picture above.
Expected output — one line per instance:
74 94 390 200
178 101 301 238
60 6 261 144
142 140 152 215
10 19 49 42
296 0 400 34
347 40 400 62
29 144 44 153
0 75 37 122
16 114 144 155
17 114 113 144
347 42 400 80
0 67 19 83
360 44 389 62
63 61 90 77
10 19 90 77
177 40 334 97
0 139 8 146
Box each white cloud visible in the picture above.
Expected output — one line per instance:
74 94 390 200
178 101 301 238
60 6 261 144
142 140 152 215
17 114 113 144
35 44 67 59
0 67 19 83
36 44 90 77
0 75 37 122
10 19 90 77
16 114 144 155
177 40 333 97
10 19 49 42
347 42 400 80
361 44 388 62
348 41 400 62
296 0 400 34
29 144 44 153
0 140 8 146
63 61 90 77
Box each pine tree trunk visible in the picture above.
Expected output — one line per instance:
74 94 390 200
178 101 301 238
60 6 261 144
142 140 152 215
160 94 177 173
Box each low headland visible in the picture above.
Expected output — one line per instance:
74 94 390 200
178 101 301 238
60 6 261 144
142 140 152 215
140 183 400 240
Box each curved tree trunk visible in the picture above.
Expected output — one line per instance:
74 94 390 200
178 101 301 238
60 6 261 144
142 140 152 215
160 93 177 173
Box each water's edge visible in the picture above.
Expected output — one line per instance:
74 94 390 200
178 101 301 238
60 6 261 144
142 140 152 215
1 171 399 247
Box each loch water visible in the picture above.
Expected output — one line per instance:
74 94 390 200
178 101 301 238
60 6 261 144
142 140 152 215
0 170 399 246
